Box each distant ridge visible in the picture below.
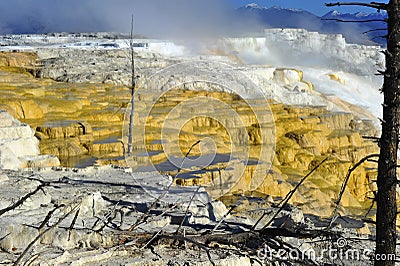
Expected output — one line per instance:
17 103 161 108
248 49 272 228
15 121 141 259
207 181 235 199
237 3 387 46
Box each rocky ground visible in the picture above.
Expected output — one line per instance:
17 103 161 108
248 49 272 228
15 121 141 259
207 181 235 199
0 165 379 266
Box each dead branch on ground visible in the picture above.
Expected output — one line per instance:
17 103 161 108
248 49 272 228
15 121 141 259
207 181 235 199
252 156 331 231
175 186 201 234
328 153 379 228
125 140 202 233
13 203 80 266
0 183 49 217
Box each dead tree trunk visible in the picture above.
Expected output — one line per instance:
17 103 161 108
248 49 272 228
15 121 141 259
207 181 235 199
326 2 397 265
376 1 399 265
127 15 135 156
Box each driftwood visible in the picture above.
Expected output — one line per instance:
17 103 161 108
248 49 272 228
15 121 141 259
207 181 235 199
13 204 80 266
0 182 49 217
134 226 339 266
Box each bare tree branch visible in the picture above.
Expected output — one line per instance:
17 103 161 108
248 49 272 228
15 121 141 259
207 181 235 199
325 2 388 10
0 183 49 217
322 18 387 23
175 186 201 234
211 204 237 233
14 204 80 266
363 28 387 34
257 156 331 230
150 234 216 266
68 208 80 241
370 35 387 41
328 153 379 229
126 140 202 233
38 204 65 229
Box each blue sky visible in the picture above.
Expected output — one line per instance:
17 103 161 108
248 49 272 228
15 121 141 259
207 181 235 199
232 0 377 15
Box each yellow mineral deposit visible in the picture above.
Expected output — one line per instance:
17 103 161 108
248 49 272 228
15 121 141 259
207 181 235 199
328 73 346 85
0 51 384 218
